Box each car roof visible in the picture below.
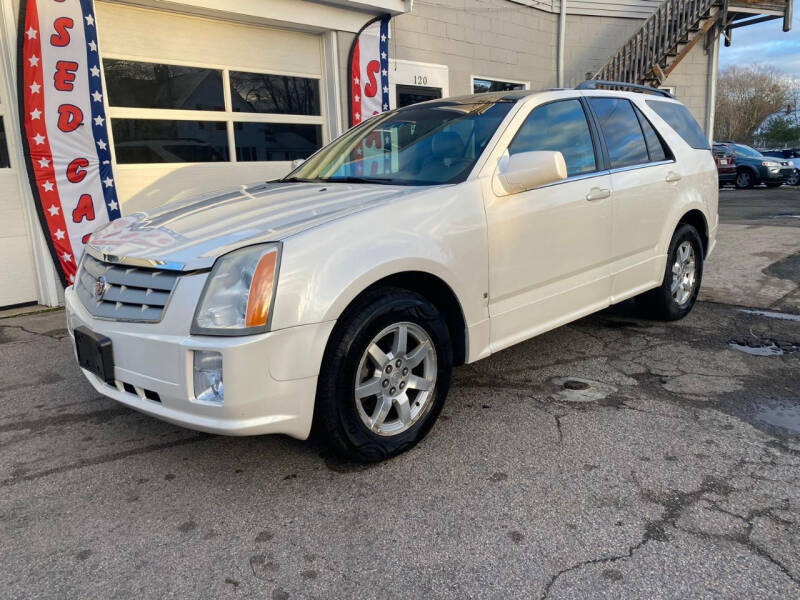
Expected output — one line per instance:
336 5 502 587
401 87 676 110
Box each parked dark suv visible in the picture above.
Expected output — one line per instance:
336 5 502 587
761 148 800 186
715 142 794 188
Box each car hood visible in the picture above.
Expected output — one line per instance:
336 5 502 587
87 181 425 270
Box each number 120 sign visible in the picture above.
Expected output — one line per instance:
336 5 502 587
18 0 120 286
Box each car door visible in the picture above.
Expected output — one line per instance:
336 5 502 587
484 98 613 352
586 97 679 301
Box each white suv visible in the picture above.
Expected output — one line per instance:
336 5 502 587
66 84 718 461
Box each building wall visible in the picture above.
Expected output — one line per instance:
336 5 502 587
661 42 711 132
562 13 643 87
337 0 558 124
392 0 558 94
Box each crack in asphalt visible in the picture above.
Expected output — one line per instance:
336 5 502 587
0 323 69 342
539 467 800 599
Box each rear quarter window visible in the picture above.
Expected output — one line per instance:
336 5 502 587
645 100 710 150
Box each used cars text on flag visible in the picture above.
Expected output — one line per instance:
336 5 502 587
348 15 391 127
18 0 120 286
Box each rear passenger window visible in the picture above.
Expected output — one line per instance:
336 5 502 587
508 99 597 177
588 98 649 169
633 106 669 162
645 100 710 150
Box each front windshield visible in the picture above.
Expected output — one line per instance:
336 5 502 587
284 101 514 185
732 144 763 158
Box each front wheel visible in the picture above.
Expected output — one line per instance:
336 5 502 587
637 224 704 321
788 170 800 186
315 288 452 462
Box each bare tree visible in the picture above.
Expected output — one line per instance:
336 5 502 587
714 65 791 143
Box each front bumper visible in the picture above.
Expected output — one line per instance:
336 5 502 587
65 277 334 439
762 166 794 182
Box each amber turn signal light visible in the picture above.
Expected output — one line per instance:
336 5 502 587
245 249 278 328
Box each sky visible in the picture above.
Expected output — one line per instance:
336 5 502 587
719 0 800 76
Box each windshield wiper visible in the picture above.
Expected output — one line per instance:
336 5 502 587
280 176 321 183
320 176 397 185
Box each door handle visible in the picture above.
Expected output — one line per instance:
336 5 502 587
665 171 682 183
585 187 611 201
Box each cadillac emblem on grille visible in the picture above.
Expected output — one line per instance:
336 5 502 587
93 276 110 301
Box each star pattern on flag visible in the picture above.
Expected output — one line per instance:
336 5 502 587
38 157 50 168
29 81 41 94
103 177 114 188
26 27 37 39
54 229 65 240
97 139 107 150
94 115 104 126
28 54 39 67
91 90 102 102
30 108 41 120
62 252 72 263
85 14 95 26
108 200 118 211
42 180 54 192
88 40 97 52
90 65 100 77
33 133 45 145
48 204 60 216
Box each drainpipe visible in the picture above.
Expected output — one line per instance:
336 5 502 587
557 0 566 87
705 27 720 143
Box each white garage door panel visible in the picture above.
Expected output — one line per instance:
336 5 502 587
0 234 38 307
96 3 322 75
94 2 325 212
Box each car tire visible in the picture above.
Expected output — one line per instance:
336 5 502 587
789 170 800 186
637 224 704 321
315 287 452 462
735 169 755 189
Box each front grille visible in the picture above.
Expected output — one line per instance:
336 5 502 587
76 253 180 322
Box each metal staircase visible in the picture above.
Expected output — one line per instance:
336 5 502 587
592 0 793 87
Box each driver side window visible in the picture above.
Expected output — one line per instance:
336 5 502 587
508 99 597 177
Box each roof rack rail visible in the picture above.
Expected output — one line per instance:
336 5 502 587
576 80 673 98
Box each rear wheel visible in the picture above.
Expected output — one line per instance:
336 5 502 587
735 169 755 189
315 288 452 462
788 170 800 186
637 224 703 321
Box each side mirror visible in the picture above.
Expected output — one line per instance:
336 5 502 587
494 150 568 195
291 158 306 169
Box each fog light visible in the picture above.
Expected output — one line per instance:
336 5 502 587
193 350 223 404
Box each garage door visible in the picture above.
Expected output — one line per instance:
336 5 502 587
0 56 38 308
95 3 326 211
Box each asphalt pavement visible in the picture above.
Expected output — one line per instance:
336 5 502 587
1 188 799 599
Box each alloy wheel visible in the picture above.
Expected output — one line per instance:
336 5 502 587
354 322 437 436
671 241 696 306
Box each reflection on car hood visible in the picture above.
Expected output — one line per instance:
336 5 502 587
87 181 421 270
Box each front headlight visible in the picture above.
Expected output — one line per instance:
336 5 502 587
191 243 281 335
